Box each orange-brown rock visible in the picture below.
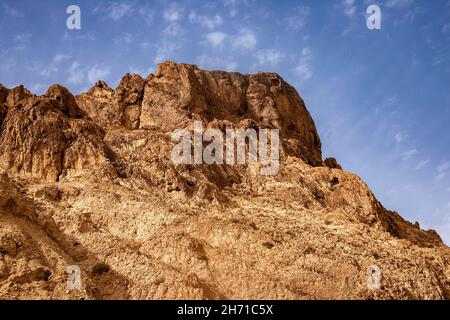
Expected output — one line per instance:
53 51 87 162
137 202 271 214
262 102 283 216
0 62 448 300
5 85 32 109
140 62 322 166
0 90 117 182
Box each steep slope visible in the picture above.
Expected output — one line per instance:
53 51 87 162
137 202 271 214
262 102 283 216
0 62 448 300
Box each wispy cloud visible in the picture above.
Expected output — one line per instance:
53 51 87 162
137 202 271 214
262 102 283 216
284 6 311 30
163 3 184 23
376 96 397 114
435 161 450 181
94 2 154 25
87 64 111 84
189 11 223 30
442 23 450 33
232 29 257 50
385 0 414 8
394 131 408 143
415 158 430 170
113 33 134 46
39 53 71 78
206 32 227 47
102 2 135 21
223 0 251 17
3 4 24 18
342 0 356 17
254 49 283 66
196 54 238 72
295 47 313 83
154 41 179 64
402 149 418 161
162 23 184 37
67 62 84 85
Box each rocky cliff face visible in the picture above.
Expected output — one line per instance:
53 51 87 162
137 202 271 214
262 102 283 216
0 62 448 300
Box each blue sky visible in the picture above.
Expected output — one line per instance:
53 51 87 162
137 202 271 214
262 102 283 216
1 0 449 244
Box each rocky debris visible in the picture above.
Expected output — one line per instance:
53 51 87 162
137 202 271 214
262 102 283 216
0 62 448 300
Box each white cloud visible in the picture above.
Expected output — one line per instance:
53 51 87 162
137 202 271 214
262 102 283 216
87 64 111 84
196 55 238 72
53 54 70 64
206 32 227 47
163 3 184 23
113 33 134 46
39 54 71 78
385 0 414 8
95 3 154 25
67 62 84 85
415 159 430 170
376 96 397 114
394 131 408 143
137 6 155 26
29 83 45 95
284 6 311 30
13 33 31 44
443 24 450 33
295 64 312 82
154 41 179 64
106 2 135 21
3 4 24 18
402 149 418 161
140 41 151 49
342 0 356 17
435 214 450 246
189 11 223 30
295 47 314 83
254 49 283 65
223 0 242 17
232 29 257 50
435 161 450 181
162 23 183 37
129 65 155 77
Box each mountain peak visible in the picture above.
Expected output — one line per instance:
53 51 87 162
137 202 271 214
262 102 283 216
0 61 448 300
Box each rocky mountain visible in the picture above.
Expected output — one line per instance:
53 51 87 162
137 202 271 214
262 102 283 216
0 61 448 300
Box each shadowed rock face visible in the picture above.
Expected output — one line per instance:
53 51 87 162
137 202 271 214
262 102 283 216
0 62 448 300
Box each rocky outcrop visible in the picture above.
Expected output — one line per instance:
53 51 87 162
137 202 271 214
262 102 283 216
140 62 322 166
0 62 448 300
115 73 145 130
5 85 32 109
76 75 145 131
0 86 117 182
75 62 322 166
324 157 342 170
44 84 84 119
75 81 116 129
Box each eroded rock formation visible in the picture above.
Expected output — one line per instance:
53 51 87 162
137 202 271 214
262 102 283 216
0 62 448 300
